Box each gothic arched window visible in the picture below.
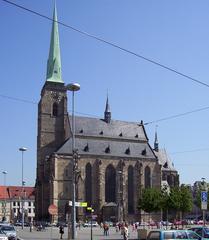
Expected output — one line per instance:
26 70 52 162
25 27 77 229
128 166 134 213
52 102 58 117
85 163 92 206
145 166 151 188
105 164 116 202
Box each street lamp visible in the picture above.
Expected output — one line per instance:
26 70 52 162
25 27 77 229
2 171 7 221
117 170 123 222
66 83 80 240
19 147 27 229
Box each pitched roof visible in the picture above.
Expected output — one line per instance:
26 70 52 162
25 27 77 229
57 115 156 159
71 116 148 140
154 148 176 171
0 186 35 200
8 186 35 199
57 137 155 159
0 186 9 199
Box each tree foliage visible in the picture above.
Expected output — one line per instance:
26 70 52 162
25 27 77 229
138 188 162 213
138 185 193 217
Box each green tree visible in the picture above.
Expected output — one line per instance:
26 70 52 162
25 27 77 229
168 186 192 220
138 188 162 213
160 185 170 221
179 185 193 218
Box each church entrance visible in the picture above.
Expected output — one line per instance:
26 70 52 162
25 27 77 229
101 202 117 223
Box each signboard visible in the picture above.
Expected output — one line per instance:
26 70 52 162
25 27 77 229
92 214 97 220
69 201 87 207
201 191 208 210
48 204 58 215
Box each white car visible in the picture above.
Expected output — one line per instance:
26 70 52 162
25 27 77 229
0 229 7 240
0 225 16 240
83 221 98 227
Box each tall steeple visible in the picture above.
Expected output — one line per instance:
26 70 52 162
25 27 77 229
104 95 111 123
46 2 63 83
154 125 159 152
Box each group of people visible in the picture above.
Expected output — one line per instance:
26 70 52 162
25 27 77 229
101 221 129 240
59 221 130 240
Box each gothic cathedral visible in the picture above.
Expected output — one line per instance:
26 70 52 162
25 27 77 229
35 5 178 223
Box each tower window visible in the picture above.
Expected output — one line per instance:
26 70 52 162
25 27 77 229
52 102 58 117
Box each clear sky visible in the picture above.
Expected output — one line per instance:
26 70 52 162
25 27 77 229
1 0 209 186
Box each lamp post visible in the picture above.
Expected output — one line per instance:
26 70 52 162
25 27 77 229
66 83 80 239
2 171 7 221
118 170 122 222
19 147 27 229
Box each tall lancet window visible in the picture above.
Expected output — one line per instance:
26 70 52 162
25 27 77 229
145 166 151 188
128 166 134 213
85 163 92 206
52 102 58 117
105 164 116 202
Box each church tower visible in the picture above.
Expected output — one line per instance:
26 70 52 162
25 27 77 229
36 4 69 220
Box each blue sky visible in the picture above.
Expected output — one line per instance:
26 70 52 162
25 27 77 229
1 0 209 186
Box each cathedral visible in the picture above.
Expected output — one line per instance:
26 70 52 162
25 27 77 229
35 5 179 223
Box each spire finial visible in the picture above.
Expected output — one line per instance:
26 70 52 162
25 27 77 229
104 94 111 123
46 2 63 83
154 125 159 151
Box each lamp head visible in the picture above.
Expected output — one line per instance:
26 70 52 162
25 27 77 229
19 147 27 152
66 83 80 92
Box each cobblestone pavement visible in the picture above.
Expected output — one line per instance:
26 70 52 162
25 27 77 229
17 226 138 240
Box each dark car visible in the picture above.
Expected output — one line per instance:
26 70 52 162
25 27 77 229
189 227 209 239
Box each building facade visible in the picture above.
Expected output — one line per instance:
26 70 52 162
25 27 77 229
0 186 35 223
35 5 178 223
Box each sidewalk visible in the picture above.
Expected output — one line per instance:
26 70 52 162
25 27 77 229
17 226 138 240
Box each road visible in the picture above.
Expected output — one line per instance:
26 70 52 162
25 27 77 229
16 226 138 240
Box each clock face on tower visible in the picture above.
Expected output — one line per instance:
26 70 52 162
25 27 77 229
50 91 62 102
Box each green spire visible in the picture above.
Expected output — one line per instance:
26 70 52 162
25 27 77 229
46 2 63 83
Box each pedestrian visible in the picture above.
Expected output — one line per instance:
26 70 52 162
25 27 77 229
115 223 119 232
123 224 129 240
29 222 33 232
59 225 64 239
106 224 109 236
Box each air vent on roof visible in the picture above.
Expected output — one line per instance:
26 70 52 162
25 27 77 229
119 132 123 137
105 145 110 153
125 147 130 155
135 134 138 138
141 148 147 155
80 129 83 133
100 130 104 135
84 144 89 152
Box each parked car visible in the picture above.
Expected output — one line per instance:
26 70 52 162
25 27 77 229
146 229 201 240
0 225 16 240
83 221 98 227
189 227 209 239
0 229 8 240
161 221 173 226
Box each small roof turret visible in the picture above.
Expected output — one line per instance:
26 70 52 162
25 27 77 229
154 126 159 152
104 95 111 123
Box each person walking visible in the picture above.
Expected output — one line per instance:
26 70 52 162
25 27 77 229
59 225 64 239
123 224 129 240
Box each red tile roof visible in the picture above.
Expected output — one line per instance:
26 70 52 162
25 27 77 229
0 186 9 199
0 186 35 200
